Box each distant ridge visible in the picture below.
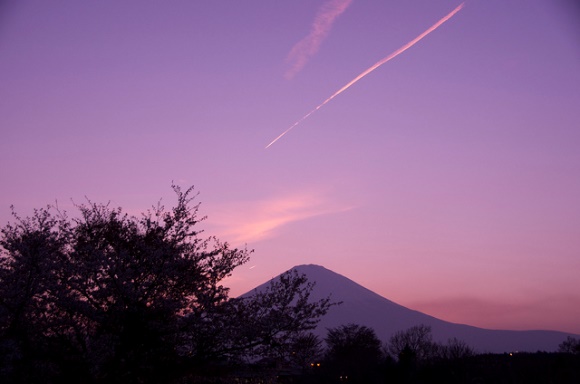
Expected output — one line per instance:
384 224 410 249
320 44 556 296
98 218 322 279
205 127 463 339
243 264 579 353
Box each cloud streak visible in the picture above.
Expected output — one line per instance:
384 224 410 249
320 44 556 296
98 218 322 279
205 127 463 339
207 190 354 245
285 0 353 80
268 2 465 148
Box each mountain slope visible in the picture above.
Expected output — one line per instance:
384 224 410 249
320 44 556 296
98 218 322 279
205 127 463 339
242 264 578 353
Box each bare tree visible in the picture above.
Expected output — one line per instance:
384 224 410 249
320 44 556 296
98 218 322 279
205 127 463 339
440 337 474 359
387 324 436 363
558 336 580 354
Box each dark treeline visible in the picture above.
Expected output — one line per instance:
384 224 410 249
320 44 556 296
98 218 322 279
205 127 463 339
0 186 334 384
297 324 580 384
1 186 578 383
156 323 580 383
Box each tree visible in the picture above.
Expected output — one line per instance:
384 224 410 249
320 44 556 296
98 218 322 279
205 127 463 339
440 337 474 360
324 323 383 383
559 336 580 354
387 324 437 363
233 270 331 359
0 185 333 383
288 332 323 371
0 206 72 382
178 269 333 366
386 325 474 368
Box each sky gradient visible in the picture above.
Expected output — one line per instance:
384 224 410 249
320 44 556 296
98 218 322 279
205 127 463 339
1 0 579 334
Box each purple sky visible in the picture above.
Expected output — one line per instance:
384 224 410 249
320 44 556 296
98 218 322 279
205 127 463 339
1 0 579 334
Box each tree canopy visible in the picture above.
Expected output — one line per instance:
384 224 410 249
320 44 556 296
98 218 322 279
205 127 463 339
324 323 383 382
0 185 333 383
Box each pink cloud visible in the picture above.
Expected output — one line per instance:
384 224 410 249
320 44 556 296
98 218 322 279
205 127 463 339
285 0 353 79
207 190 354 245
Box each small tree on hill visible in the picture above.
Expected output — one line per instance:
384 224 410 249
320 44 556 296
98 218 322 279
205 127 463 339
559 336 580 354
387 324 436 363
387 325 474 366
438 337 474 360
324 323 383 383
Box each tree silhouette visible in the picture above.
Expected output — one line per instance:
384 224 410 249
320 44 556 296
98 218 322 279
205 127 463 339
324 323 383 383
441 337 474 360
387 324 436 364
222 270 332 362
0 185 332 383
559 336 580 354
289 332 323 371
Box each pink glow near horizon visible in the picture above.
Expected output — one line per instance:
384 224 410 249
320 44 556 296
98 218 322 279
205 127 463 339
1 0 579 334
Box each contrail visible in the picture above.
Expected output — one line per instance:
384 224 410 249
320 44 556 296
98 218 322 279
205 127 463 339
266 2 465 149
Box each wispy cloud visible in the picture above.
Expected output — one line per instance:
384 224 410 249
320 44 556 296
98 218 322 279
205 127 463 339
269 2 465 148
207 189 354 245
285 0 353 79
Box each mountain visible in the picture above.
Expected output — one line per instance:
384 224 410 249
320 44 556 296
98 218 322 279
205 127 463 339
242 264 578 353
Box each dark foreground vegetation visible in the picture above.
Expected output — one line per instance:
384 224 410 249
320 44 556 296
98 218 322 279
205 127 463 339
302 351 580 384
1 186 578 383
0 186 333 383
145 325 580 384
296 325 579 384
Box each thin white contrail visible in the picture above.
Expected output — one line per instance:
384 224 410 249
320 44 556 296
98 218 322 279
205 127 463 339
266 2 465 149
